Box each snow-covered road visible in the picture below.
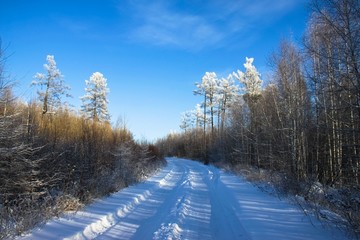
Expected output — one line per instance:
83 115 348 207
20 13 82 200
20 158 346 239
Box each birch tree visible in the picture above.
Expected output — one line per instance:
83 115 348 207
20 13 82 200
270 41 311 180
306 0 360 185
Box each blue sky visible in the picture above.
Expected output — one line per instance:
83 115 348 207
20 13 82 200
1 0 308 141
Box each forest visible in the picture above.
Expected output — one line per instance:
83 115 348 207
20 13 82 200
156 0 360 235
0 48 165 238
0 0 359 238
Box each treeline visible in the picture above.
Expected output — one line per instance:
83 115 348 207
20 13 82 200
0 48 164 238
156 0 359 235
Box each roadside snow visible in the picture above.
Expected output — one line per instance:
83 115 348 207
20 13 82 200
18 158 347 239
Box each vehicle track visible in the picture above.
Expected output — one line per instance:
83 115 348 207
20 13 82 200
19 158 347 240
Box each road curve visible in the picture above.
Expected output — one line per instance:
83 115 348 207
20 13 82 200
20 158 346 240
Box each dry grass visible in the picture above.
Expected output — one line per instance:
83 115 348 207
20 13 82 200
0 101 165 239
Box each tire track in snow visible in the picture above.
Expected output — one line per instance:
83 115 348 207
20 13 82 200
97 160 190 239
19 158 347 240
64 162 184 240
153 162 212 240
206 166 251 239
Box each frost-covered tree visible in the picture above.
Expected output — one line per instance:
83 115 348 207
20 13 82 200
81 72 110 122
32 55 71 114
194 72 218 135
232 57 263 166
180 111 194 132
233 57 262 98
194 103 205 129
194 72 218 164
216 74 239 133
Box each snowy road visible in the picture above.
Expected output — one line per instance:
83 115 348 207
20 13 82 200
20 158 346 239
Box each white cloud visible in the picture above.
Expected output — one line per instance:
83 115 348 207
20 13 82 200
123 0 305 50
128 2 224 50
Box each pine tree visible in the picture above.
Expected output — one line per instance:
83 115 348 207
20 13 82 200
233 57 262 98
233 57 263 166
32 55 71 114
194 103 205 130
81 72 110 122
180 111 194 132
216 74 239 134
194 72 218 164
195 72 218 136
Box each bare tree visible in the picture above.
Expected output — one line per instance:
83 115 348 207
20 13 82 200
306 0 360 185
270 40 311 181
